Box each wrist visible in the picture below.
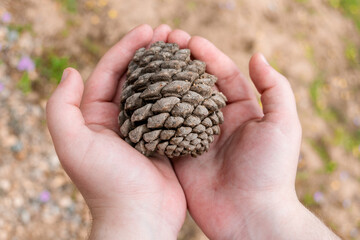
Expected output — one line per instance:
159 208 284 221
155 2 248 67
88 202 179 240
237 191 339 240
233 189 298 239
89 211 178 240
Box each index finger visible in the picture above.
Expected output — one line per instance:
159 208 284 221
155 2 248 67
188 36 258 104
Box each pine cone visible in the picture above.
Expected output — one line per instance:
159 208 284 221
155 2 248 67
118 41 227 158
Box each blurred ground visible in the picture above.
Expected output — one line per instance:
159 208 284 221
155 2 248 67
0 0 360 239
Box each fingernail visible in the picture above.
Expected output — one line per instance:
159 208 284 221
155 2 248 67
61 69 70 82
260 54 269 66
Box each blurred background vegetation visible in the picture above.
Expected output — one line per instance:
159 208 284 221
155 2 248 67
0 0 359 239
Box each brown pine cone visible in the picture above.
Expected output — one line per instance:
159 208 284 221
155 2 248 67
118 41 227 158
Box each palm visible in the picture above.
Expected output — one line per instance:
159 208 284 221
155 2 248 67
47 25 186 234
166 36 301 238
77 98 185 220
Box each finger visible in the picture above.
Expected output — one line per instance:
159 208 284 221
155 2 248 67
46 68 91 166
82 24 153 105
188 36 258 104
249 53 299 125
167 29 191 49
148 24 172 46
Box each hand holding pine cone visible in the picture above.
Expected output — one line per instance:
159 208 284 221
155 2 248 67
118 41 227 158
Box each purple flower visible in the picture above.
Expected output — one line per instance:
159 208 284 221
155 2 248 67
354 117 360 127
39 190 51 203
342 199 351 208
17 56 35 72
0 83 4 92
2 12 11 23
313 191 324 203
340 171 349 181
218 1 236 10
350 228 359 238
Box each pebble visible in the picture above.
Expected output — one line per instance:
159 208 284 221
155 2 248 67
13 196 24 207
11 141 23 153
350 228 359 238
7 30 18 43
0 232 8 239
48 154 60 169
0 179 10 191
3 134 17 148
59 197 73 208
20 209 31 224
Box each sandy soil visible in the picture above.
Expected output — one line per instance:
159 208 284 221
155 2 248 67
0 0 359 239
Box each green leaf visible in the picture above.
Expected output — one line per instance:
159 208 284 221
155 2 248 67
17 72 32 94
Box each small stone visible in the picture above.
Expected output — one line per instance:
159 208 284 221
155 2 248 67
59 197 73 208
0 180 10 191
11 141 23 153
20 209 31 224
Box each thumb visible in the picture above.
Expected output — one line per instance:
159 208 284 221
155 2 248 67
46 68 90 167
249 53 299 127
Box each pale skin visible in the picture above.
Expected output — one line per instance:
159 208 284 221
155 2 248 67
46 24 340 240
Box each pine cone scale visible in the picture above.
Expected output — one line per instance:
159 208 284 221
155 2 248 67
118 41 227 158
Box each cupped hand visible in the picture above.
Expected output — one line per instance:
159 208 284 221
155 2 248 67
46 24 186 239
166 31 302 239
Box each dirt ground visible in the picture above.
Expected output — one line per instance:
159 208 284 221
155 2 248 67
0 0 360 239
